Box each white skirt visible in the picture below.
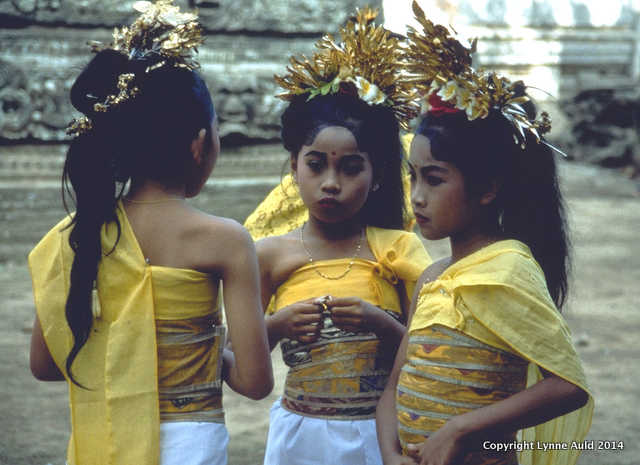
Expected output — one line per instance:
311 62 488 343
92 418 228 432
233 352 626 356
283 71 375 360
160 421 229 465
263 398 383 465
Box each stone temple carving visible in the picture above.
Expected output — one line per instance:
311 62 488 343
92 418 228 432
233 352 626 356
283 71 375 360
0 0 376 143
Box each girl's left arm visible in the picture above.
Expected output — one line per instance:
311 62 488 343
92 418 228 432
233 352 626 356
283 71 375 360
408 370 589 465
30 315 64 381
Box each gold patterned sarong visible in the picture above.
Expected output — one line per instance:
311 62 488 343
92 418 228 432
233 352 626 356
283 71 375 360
398 325 525 465
398 240 594 465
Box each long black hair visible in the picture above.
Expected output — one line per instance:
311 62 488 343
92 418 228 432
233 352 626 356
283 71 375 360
62 49 215 385
281 93 406 230
416 108 570 309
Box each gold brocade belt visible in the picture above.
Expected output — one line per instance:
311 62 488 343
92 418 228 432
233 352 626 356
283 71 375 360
156 315 226 423
280 312 399 420
397 325 527 465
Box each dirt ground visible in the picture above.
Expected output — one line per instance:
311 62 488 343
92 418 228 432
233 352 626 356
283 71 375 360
1 160 638 465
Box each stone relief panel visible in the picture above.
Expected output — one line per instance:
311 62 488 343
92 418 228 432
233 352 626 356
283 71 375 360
1 28 111 140
208 71 286 141
196 0 375 33
0 0 139 27
0 29 318 141
1 0 377 32
0 0 382 142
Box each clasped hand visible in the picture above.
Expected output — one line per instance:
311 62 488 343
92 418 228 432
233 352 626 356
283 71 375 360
275 295 377 343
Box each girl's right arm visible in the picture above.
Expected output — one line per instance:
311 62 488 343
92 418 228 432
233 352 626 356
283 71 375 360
217 222 273 400
377 331 416 465
257 237 322 350
30 315 64 381
377 269 432 465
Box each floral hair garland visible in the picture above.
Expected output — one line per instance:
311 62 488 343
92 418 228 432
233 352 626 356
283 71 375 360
274 7 420 130
66 0 203 137
405 0 562 154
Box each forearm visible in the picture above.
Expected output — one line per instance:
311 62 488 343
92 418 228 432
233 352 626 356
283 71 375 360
449 375 589 447
369 306 406 352
265 314 284 351
377 384 405 462
222 348 272 400
30 316 65 381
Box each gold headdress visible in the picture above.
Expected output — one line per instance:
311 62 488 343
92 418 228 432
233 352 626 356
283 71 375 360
274 7 420 130
66 0 203 137
405 0 558 152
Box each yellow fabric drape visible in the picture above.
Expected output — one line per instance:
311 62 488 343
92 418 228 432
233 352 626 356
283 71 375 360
28 203 221 465
409 240 594 465
272 227 430 313
244 134 417 239
272 227 431 419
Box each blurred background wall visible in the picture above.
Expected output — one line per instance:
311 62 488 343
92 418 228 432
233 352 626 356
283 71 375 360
0 0 377 185
387 0 640 174
1 0 639 178
387 0 640 98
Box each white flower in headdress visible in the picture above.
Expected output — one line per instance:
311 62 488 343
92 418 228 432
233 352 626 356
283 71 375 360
350 76 386 105
437 80 459 103
133 1 157 26
159 7 197 26
455 86 472 111
133 1 196 27
133 1 153 14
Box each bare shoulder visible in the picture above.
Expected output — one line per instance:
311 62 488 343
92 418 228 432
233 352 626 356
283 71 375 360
183 211 255 272
256 231 296 261
256 229 306 284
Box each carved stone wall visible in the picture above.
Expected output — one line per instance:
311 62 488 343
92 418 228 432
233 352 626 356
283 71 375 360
0 0 377 143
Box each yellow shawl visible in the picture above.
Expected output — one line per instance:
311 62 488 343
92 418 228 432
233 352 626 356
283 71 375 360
410 240 593 465
28 204 220 465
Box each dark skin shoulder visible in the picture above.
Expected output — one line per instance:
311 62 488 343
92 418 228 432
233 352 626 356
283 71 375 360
256 230 310 308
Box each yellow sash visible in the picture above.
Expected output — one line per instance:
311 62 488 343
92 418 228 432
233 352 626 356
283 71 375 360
409 240 594 465
273 227 431 311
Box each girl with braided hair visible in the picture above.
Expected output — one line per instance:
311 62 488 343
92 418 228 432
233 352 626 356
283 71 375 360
28 3 272 464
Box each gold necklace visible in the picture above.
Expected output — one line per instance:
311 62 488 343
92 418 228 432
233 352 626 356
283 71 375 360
300 223 364 280
123 196 184 204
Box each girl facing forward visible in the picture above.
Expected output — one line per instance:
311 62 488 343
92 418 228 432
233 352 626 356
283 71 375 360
28 3 272 465
376 4 593 465
250 9 431 465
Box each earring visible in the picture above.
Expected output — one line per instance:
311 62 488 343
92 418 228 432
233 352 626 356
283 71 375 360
371 183 380 192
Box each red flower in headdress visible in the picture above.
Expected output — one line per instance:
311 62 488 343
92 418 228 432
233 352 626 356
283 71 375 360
427 93 460 116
